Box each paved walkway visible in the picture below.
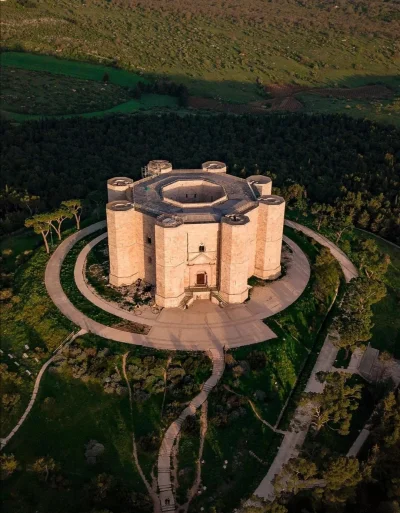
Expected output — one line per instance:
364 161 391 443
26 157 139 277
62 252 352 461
0 329 86 451
347 428 370 457
46 222 311 350
157 347 225 511
285 220 358 283
254 332 340 500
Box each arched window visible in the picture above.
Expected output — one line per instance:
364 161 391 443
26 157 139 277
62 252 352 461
199 244 205 252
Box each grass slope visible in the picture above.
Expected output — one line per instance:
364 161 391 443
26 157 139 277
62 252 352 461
1 0 399 104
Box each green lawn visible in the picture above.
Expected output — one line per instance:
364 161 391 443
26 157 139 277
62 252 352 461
0 51 149 87
191 391 282 513
1 67 132 116
1 370 152 513
0 55 179 120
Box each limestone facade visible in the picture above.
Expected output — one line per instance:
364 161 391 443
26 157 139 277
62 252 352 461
106 162 285 307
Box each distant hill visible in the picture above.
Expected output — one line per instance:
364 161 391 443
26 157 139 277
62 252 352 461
1 0 399 103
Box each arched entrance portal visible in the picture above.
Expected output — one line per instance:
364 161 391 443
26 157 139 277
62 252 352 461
196 272 207 286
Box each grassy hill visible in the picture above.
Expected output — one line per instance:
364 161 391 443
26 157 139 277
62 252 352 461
1 0 399 104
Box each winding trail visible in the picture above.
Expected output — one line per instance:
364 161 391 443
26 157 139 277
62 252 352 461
285 220 358 283
157 347 225 512
181 400 208 513
121 352 161 513
0 329 86 451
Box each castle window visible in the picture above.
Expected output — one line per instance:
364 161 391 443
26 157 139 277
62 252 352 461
147 236 152 244
148 256 152 264
194 194 197 198
199 244 205 252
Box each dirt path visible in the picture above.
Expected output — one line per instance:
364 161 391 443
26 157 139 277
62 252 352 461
181 400 209 513
222 384 287 435
157 348 225 512
121 352 161 513
161 356 172 418
0 329 86 451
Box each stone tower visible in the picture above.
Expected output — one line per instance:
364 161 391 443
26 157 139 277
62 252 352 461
106 200 138 286
254 196 286 280
219 214 251 303
154 215 186 308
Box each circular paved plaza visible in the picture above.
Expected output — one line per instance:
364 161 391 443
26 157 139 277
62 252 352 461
45 221 312 351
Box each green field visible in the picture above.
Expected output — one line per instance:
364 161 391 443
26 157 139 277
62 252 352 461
0 53 179 119
298 90 400 127
1 0 399 107
0 51 149 87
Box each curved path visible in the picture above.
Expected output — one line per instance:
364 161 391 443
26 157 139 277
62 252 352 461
157 347 225 512
0 329 86 451
285 220 358 283
46 222 311 350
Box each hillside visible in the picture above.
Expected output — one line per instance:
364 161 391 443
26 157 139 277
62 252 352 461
1 0 399 103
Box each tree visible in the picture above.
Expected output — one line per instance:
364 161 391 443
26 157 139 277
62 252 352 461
282 184 308 218
302 373 363 435
30 456 58 482
61 199 83 230
353 238 390 280
25 213 52 253
0 453 18 480
320 457 362 504
333 278 386 356
0 185 40 216
331 189 362 242
311 203 334 231
313 247 340 304
48 207 73 240
274 457 318 495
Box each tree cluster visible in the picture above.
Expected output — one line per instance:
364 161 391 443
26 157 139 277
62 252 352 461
24 199 82 253
333 277 387 357
130 80 189 106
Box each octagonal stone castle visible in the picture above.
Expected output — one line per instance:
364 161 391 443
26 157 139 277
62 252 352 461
106 160 285 308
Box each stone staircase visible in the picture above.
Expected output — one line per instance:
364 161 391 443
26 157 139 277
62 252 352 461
211 291 228 308
178 291 194 310
157 347 225 511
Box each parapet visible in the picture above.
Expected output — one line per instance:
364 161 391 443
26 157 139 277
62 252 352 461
147 160 173 175
222 213 250 226
259 195 284 206
156 214 184 228
247 175 272 197
106 200 134 212
107 177 133 202
202 161 227 174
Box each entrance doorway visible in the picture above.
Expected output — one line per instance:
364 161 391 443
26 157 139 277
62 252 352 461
196 272 207 286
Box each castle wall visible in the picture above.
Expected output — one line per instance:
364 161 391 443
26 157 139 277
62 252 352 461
155 218 186 308
246 207 259 278
106 201 138 286
134 212 157 285
219 216 250 303
254 196 286 280
184 223 219 288
163 180 225 204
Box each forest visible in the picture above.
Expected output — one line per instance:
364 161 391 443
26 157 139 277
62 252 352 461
1 113 399 243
